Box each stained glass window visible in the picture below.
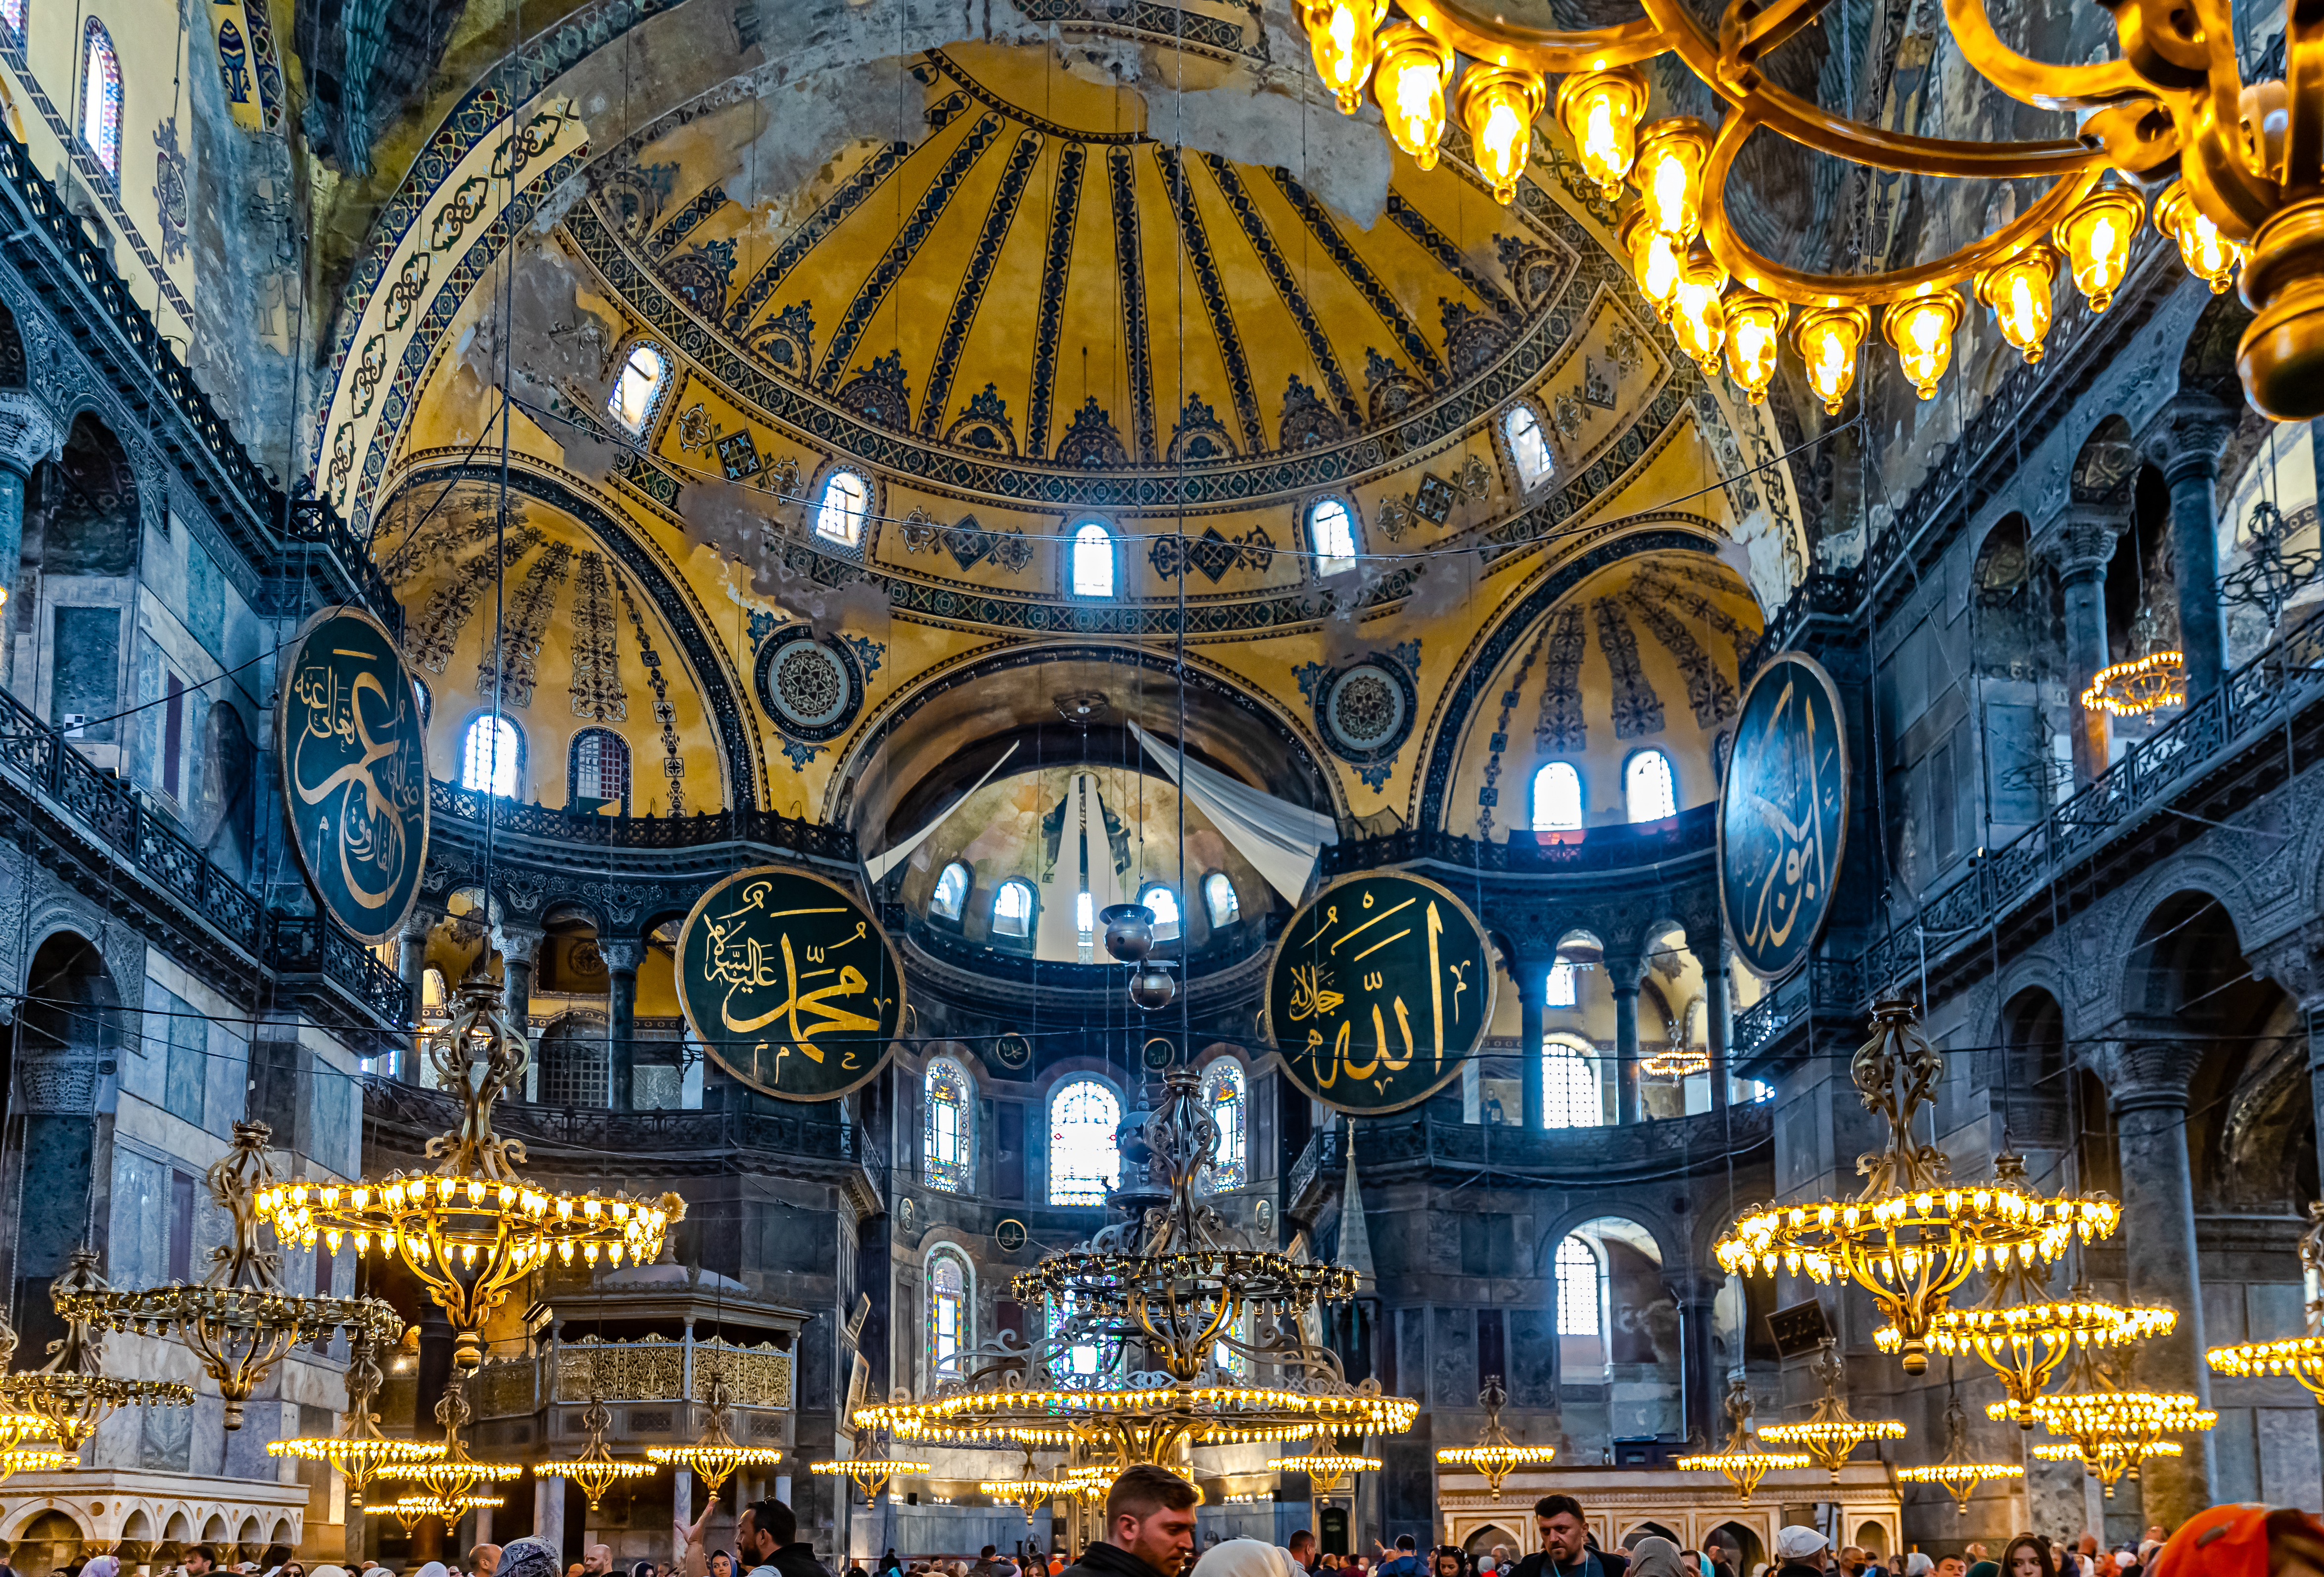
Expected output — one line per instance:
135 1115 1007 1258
1140 883 1180 940
1071 521 1113 597
461 715 521 797
1198 1060 1245 1191
923 1056 973 1194
1310 498 1357 574
1547 960 1577 1008
993 880 1034 938
80 20 120 176
1203 872 1239 927
1626 748 1677 823
927 1249 970 1382
2 0 25 41
1213 1310 1248 1378
607 344 668 434
816 470 868 546
1051 1292 1104 1377
1555 1234 1602 1335
1048 1077 1120 1205
1506 404 1552 488
1532 762 1583 831
1542 1035 1600 1129
569 729 629 810
931 862 969 922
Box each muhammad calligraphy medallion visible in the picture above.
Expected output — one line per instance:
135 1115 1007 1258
1718 651 1850 981
1266 872 1496 1114
673 866 904 1103
278 607 429 945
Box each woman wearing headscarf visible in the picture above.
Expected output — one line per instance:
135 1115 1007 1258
1190 1542 1303 1577
496 1534 568 1577
415 1560 450 1577
1628 1538 1689 1577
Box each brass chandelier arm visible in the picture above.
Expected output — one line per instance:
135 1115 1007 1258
1941 0 2152 110
1702 113 2106 302
1405 0 1668 72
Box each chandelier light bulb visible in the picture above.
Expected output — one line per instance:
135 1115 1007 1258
1974 247 2057 363
1672 253 1730 376
1372 25 1453 170
1620 209 1683 319
2156 181 2242 293
1884 289 1963 400
2053 186 2145 313
1298 0 1383 114
1632 119 1712 243
1455 67 1546 205
1555 67 1648 200
1722 291 1788 402
1794 305 1870 415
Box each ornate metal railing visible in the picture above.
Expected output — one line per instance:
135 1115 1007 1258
889 905 1277 982
1745 567 1867 674
1322 802 1717 876
361 1073 874 1168
427 778 858 859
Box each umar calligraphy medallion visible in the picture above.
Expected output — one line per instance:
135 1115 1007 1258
278 606 430 944
1266 872 1496 1114
673 866 904 1102
1718 651 1850 981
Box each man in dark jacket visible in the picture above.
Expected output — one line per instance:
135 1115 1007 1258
1058 1465 1200 1577
1506 1497 1628 1577
736 1500 829 1577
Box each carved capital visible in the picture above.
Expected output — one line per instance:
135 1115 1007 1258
491 919 547 962
2247 924 2324 1013
0 389 63 477
2139 393 2238 484
400 903 445 943
2105 1036 2201 1111
597 938 643 975
2032 501 2131 580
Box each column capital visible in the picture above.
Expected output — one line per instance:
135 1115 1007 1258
491 919 547 960
400 903 445 943
2247 923 2324 1013
2104 1035 2202 1112
1603 950 1646 990
2032 500 2132 580
2140 392 2238 483
0 390 62 478
597 938 643 975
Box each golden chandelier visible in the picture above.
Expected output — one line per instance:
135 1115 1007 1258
1434 1377 1558 1491
377 1379 526 1525
1996 1345 2214 1498
268 1330 446 1505
2208 1200 2324 1402
977 1447 1066 1520
0 1252 193 1452
647 1370 784 1496
1277 1448 1384 1495
539 1395 659 1511
1757 1338 1906 1478
0 1407 76 1483
1298 0 2324 420
854 1065 1418 1469
811 1429 927 1502
1716 999 2118 1373
368 1495 505 1538
253 976 684 1368
1677 1376 1809 1500
1896 1391 2023 1514
64 1122 405 1429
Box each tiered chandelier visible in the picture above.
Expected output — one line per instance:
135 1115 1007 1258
1276 1448 1384 1495
1677 1376 1809 1500
854 1065 1418 1468
1758 1339 1906 1477
811 1430 927 1502
1434 1377 1558 1491
64 1122 405 1428
1717 999 2119 1373
977 1447 1068 1520
253 976 684 1368
539 1396 659 1511
0 1252 193 1451
1998 1345 2215 1497
2209 1201 2324 1401
0 1408 75 1482
268 1331 445 1509
378 1380 526 1527
1896 1392 2022 1515
647 1371 784 1496
1296 0 2324 421
369 1496 504 1538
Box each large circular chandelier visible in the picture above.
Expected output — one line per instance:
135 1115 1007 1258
539 1396 659 1511
1295 0 2324 421
268 1331 445 1506
253 976 685 1368
646 1371 783 1496
2209 1201 2324 1401
1276 1449 1383 1495
1888 1255 2177 1427
1717 999 2118 1373
1897 1392 2023 1514
1434 1377 1557 1491
854 1065 1418 1468
811 1432 927 1502
1757 1339 1906 1477
0 1252 193 1451
377 1380 526 1524
1994 1345 2215 1497
64 1122 405 1429
1676 1376 1808 1501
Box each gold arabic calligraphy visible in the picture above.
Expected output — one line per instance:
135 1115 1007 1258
1284 885 1473 1094
289 647 422 913
1738 675 1838 958
700 878 890 1086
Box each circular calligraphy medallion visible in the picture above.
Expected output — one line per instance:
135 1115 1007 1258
754 629 863 742
990 1031 1032 1071
1717 651 1851 981
1312 658 1417 769
1141 1035 1177 1071
277 606 431 945
1265 871 1497 1115
995 1218 1027 1253
672 865 905 1102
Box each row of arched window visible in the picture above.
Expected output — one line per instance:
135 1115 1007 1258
1529 750 1678 832
922 1056 1247 1203
929 863 1240 937
0 6 130 177
456 711 632 808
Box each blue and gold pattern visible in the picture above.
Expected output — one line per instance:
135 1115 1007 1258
1718 652 1848 981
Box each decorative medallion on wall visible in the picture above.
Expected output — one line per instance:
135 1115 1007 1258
989 1031 1032 1072
1717 652 1850 982
754 628 866 768
995 1218 1027 1253
1297 643 1421 790
897 1196 915 1233
1142 1036 1176 1071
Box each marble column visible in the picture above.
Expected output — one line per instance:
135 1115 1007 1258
1516 960 1547 1131
2145 395 2238 703
399 908 437 1081
535 1476 567 1561
2043 505 2129 784
1610 951 1643 1124
1671 1270 1722 1445
601 938 641 1112
2110 1038 2211 1526
1687 928 1729 1109
494 920 545 1043
0 391 60 695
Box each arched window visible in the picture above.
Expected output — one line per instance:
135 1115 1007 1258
1546 959 1577 1008
1070 521 1114 598
993 879 1035 939
1140 883 1180 941
1541 1035 1600 1129
926 1248 972 1383
79 20 120 176
1074 890 1095 938
923 1056 974 1193
1625 748 1677 823
1309 498 1357 575
410 676 432 729
1555 1234 1603 1335
607 343 668 434
930 862 970 923
461 715 522 797
815 470 869 546
1202 872 1239 928
421 967 448 1019
1048 1077 1121 1205
1531 761 1583 832
1199 1060 1245 1191
1 0 25 42
1505 404 1552 488
569 728 630 812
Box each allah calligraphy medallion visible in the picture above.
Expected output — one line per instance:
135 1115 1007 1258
673 866 904 1102
1266 872 1496 1114
278 606 430 945
1718 651 1850 981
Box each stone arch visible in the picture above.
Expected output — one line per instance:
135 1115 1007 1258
535 1009 610 1109
11 1509 85 1569
1462 1527 1517 1558
2070 414 2138 508
29 411 139 576
2119 881 2252 1020
1996 983 2071 1150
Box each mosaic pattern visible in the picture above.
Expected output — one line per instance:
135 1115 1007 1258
1149 525 1276 583
646 181 729 260
1623 590 1737 729
1638 561 1760 672
1270 170 1442 385
1154 146 1263 453
725 142 911 335
1388 193 1521 322
1200 155 1357 422
1297 642 1420 790
569 552 626 721
898 508 1033 573
616 575 684 814
1593 599 1663 740
479 541 574 708
1476 626 1550 839
754 628 863 746
1535 603 1589 752
920 130 1043 435
407 526 546 672
1024 143 1087 459
1107 146 1158 462
151 120 189 263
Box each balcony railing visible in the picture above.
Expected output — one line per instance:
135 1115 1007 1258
1322 802 1716 876
428 778 858 859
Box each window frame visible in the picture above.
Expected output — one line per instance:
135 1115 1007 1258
1546 958 1578 1008
1197 1058 1246 1192
1623 747 1679 824
568 726 631 814
1554 1233 1603 1336
606 341 671 436
1530 760 1584 833
922 1055 976 1194
1540 1032 1601 1129
1502 401 1554 491
1201 871 1240 929
925 1245 973 1385
930 861 971 924
813 466 873 550
1068 518 1116 599
1138 881 1181 941
992 878 1037 944
78 18 120 179
459 713 524 798
1306 495 1359 577
1047 1074 1123 1206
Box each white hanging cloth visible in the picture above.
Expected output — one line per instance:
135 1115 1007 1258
1128 720 1336 902
862 740 1019 883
